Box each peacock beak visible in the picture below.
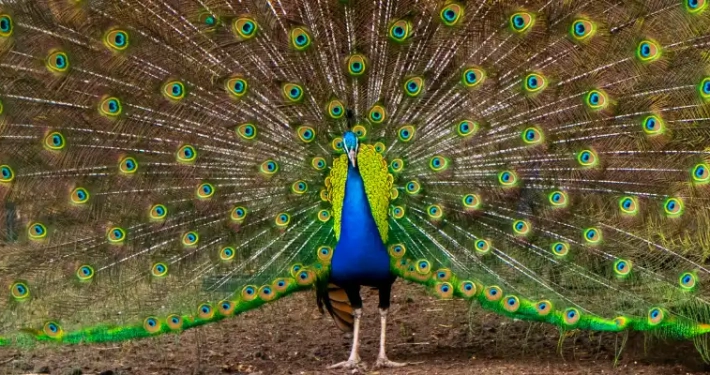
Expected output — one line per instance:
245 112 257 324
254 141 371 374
348 149 357 168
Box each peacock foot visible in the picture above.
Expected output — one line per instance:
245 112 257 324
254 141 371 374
328 358 365 370
373 356 407 369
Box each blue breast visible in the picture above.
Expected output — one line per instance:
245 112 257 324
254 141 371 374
330 164 392 286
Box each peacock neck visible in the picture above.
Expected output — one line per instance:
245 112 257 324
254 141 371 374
330 163 391 286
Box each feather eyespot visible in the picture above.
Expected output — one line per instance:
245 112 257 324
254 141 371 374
143 317 161 333
390 205 405 219
317 209 331 222
76 265 94 281
642 115 664 135
219 300 236 315
498 170 518 186
369 104 387 124
104 29 129 51
260 160 279 176
231 206 247 222
317 245 333 262
570 19 596 41
576 149 598 167
163 80 186 101
692 163 710 183
485 286 503 301
415 259 431 275
427 204 443 220
474 239 491 254
151 262 168 277
182 231 199 247
309 157 326 172
457 120 478 137
167 314 183 330
44 321 63 338
220 246 236 261
0 165 14 182
389 19 412 43
462 193 481 210
429 156 449 172
664 197 684 217
435 269 452 282
510 12 534 33
462 67 485 88
564 308 581 325
71 187 90 204
584 89 608 110
236 123 257 140
196 182 215 199
503 296 520 312
522 127 543 145
686 0 708 14
326 99 345 119
648 307 664 325
440 3 464 26
405 180 421 195
583 227 602 244
347 54 367 76
619 196 638 215
512 220 530 236
403 77 424 97
459 281 477 298
523 73 546 93
282 83 304 102
290 27 312 50
100 97 123 117
28 223 47 240
679 272 697 290
273 278 290 293
398 125 415 142
536 300 553 316
374 142 386 154
176 145 197 163
198 303 213 319
226 76 248 98
291 180 308 194
435 282 454 299
551 242 569 257
390 158 404 173
548 190 568 207
46 50 69 73
44 131 65 150
233 17 258 40
259 285 276 301
119 156 138 174
352 125 367 139
296 269 316 285
150 204 168 220
388 243 406 258
0 14 13 37
10 281 30 300
275 212 290 227
636 40 661 63
613 259 632 277
297 126 316 143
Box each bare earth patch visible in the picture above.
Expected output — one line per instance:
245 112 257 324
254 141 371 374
1 281 708 375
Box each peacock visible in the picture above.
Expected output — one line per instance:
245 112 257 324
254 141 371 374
5 0 710 371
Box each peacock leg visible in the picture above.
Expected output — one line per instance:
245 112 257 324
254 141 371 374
373 308 407 368
328 308 363 369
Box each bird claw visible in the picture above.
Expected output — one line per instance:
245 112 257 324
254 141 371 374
374 357 407 369
328 358 364 370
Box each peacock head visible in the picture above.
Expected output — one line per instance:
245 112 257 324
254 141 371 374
343 131 358 168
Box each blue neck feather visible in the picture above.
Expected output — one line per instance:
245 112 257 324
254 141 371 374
330 164 391 286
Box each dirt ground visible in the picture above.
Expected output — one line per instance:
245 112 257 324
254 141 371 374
1 280 709 375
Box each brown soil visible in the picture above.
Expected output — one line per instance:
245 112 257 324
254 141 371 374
1 280 709 375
